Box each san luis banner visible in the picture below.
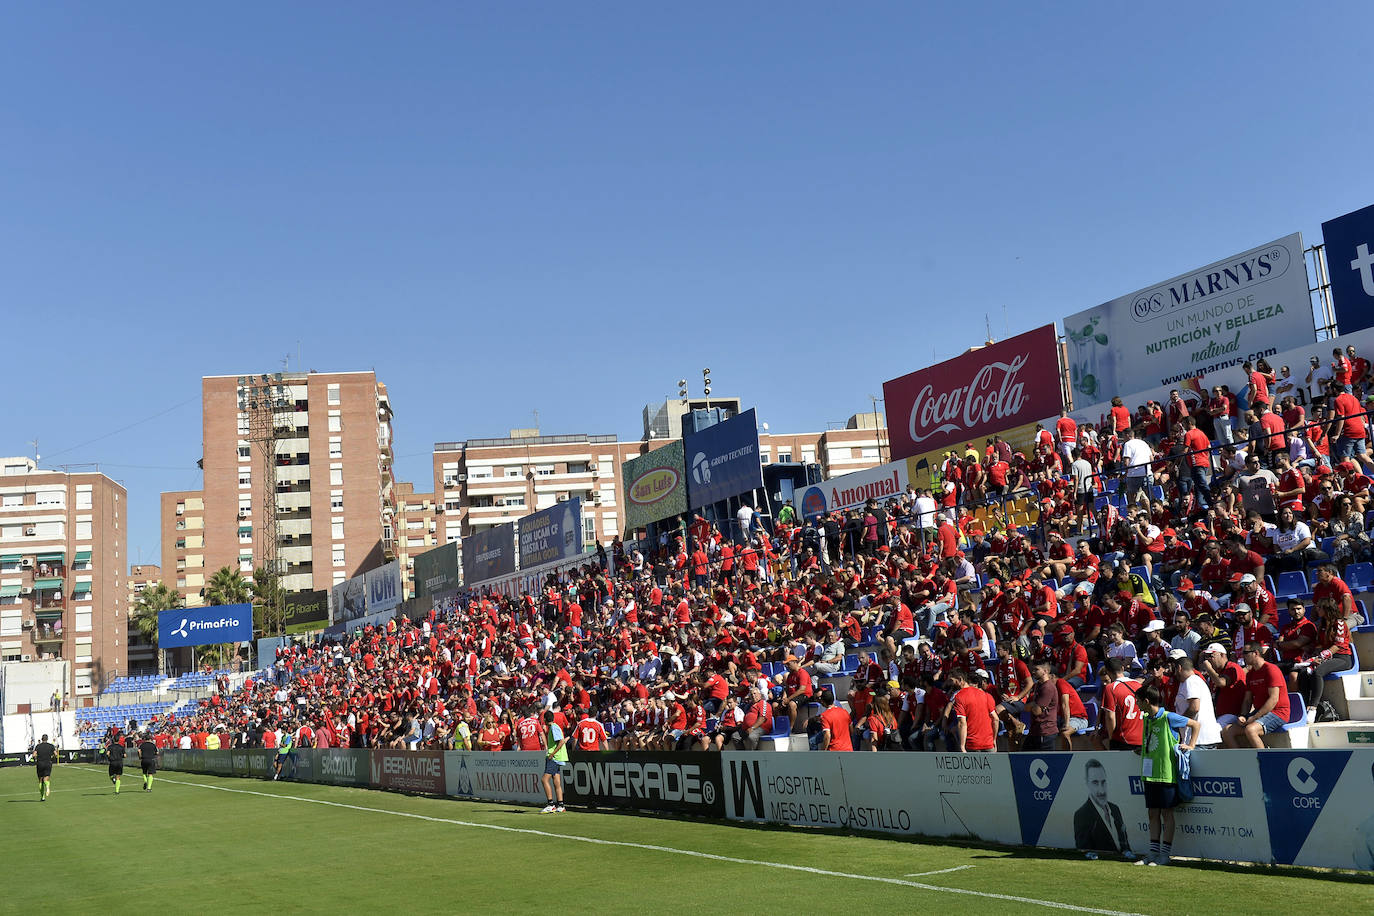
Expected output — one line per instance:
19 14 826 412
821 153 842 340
621 439 687 531
882 324 1064 461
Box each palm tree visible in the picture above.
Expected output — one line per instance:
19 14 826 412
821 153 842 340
130 582 182 675
250 566 285 638
200 566 251 672
203 566 252 606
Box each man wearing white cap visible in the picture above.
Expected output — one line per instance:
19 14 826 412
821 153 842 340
1199 643 1247 730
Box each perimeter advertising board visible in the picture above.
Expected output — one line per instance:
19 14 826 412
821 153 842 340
364 561 402 615
683 408 763 509
518 499 583 569
1322 203 1374 335
461 522 517 587
283 589 329 634
621 439 687 530
157 603 253 648
370 749 446 795
412 541 459 602
1063 233 1314 402
882 324 1064 462
444 751 547 805
796 460 910 520
330 575 365 624
564 750 725 816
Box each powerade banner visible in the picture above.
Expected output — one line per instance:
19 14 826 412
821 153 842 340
882 324 1064 462
461 522 516 587
1322 203 1374 335
622 440 687 530
1063 233 1314 402
284 589 329 634
683 408 763 510
564 750 725 817
364 561 402 615
158 603 252 648
518 498 582 569
797 459 910 520
412 541 459 602
330 575 365 624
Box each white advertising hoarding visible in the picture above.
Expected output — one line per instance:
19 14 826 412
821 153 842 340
1064 233 1314 403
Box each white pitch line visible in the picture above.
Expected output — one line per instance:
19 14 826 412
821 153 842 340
905 865 976 877
115 768 1145 916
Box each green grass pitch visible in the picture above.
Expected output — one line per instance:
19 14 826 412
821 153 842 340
2 763 1372 915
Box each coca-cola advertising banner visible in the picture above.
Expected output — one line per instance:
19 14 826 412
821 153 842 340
882 324 1064 461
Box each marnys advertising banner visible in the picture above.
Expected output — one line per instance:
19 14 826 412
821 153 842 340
445 750 548 805
622 440 687 531
461 522 517 587
883 324 1064 462
683 409 763 510
722 752 1020 844
1063 233 1314 403
518 498 583 569
1063 324 1374 432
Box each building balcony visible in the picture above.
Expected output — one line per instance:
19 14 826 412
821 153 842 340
276 491 312 512
279 545 313 564
36 591 65 610
278 517 313 537
32 622 63 643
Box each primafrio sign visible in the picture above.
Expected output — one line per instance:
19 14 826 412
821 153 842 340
1062 233 1314 400
157 603 253 648
883 324 1064 461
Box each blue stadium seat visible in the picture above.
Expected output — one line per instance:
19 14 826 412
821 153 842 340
1283 693 1307 728
1274 571 1308 599
1347 563 1374 592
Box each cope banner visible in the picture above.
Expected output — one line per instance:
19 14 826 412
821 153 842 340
518 498 583 568
158 603 252 648
882 324 1064 462
683 408 763 510
1321 203 1374 335
1063 233 1314 401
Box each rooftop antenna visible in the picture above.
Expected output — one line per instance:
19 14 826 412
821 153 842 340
29 439 39 465
985 315 994 346
533 408 540 432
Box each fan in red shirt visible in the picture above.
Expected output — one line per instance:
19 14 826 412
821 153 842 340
816 690 853 751
948 669 998 752
574 715 608 751
1094 658 1143 750
1222 643 1290 748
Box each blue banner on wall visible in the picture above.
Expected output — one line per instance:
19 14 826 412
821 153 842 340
684 408 763 509
518 498 582 569
1322 203 1374 335
158 603 253 648
461 522 517 586
365 561 402 615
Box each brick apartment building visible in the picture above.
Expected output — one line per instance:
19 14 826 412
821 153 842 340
394 481 440 600
126 563 162 673
161 371 395 605
0 457 128 698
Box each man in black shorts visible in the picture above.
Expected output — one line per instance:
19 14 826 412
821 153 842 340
138 733 159 792
34 734 57 801
107 735 126 794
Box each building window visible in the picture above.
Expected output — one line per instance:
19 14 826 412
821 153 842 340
567 462 588 474
238 445 251 459
583 516 595 546
329 468 343 486
239 471 252 486
331 494 344 511
499 496 525 508
759 447 771 463
75 671 93 694
861 447 880 460
76 521 93 540
443 499 461 511
505 466 522 478
76 491 92 510
329 437 342 459
535 465 554 476
801 447 815 463
327 384 341 405
468 466 493 479
75 611 92 632
778 451 792 463
76 638 93 663
332 546 345 567
328 416 342 432
36 489 65 507
331 521 344 540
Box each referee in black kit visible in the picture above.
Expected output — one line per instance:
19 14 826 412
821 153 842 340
34 734 57 801
107 735 126 794
138 733 159 791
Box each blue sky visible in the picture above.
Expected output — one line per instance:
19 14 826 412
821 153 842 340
4 3 1372 567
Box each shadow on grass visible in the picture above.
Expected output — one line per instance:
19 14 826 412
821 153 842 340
6 799 41 803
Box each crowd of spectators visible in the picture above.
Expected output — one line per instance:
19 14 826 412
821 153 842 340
142 349 1373 757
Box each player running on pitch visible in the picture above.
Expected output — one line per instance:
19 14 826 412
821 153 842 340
107 734 127 794
34 734 57 801
138 732 159 791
